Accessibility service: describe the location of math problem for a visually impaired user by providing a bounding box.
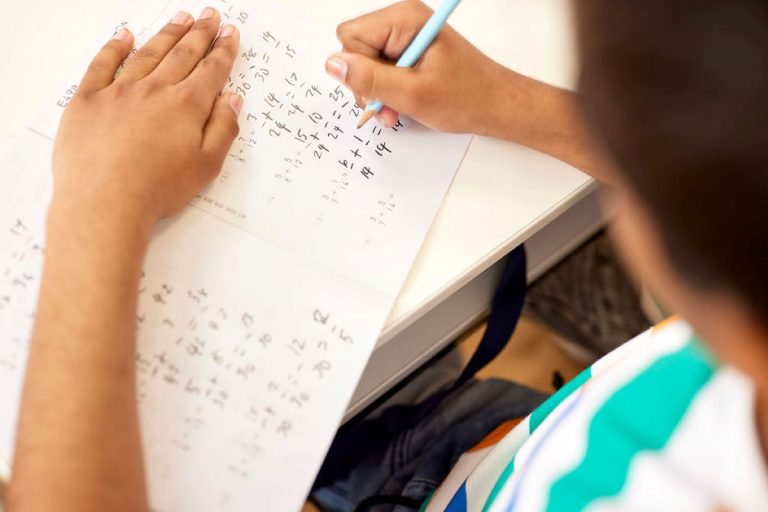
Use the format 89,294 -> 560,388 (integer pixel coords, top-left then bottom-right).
0,199 -> 390,511
0,0 -> 471,510
200,25 -> 405,234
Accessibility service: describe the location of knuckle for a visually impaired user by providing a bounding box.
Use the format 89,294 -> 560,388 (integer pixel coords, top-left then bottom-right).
110,80 -> 134,98
141,78 -> 164,94
401,0 -> 431,19
176,86 -> 199,104
170,43 -> 196,60
132,45 -> 163,63
336,21 -> 352,41
199,55 -> 227,74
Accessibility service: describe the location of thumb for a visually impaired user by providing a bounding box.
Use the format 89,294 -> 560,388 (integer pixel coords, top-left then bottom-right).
325,52 -> 420,113
202,92 -> 242,174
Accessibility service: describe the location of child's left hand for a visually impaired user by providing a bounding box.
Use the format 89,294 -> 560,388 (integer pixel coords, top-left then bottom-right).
52,8 -> 242,227
11,13 -> 242,510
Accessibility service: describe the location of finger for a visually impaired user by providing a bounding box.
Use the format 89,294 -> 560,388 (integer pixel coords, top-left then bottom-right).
202,93 -> 242,170
376,107 -> 400,129
325,52 -> 422,114
151,6 -> 221,84
79,28 -> 134,93
183,24 -> 239,102
336,1 -> 432,61
117,11 -> 193,82
342,43 -> 378,61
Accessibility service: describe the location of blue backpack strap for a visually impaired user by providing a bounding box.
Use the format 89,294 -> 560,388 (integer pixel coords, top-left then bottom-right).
451,244 -> 527,390
314,245 -> 527,488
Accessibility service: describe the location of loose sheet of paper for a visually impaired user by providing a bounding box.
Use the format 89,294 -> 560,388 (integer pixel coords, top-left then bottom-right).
0,1 -> 471,510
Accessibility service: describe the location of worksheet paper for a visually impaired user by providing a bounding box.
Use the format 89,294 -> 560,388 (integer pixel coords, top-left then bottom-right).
0,0 -> 471,510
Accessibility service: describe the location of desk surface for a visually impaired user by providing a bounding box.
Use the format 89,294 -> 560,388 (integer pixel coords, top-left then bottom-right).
0,0 -> 591,344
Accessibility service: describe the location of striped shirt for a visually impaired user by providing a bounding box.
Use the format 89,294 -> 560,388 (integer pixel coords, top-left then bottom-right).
425,318 -> 768,511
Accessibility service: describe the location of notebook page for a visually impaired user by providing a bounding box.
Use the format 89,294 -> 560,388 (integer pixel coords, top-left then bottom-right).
30,0 -> 471,297
0,0 -> 471,510
0,138 -> 392,511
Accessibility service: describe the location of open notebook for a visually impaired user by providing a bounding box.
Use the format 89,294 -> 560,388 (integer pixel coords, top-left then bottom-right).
0,0 -> 471,510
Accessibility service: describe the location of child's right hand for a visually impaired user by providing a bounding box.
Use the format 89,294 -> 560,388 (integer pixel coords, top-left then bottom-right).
325,0 -> 513,134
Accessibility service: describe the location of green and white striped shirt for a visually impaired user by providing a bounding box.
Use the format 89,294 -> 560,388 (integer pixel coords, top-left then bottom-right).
426,318 -> 768,511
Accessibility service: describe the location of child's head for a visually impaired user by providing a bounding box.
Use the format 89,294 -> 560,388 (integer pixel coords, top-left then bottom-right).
574,1 -> 768,375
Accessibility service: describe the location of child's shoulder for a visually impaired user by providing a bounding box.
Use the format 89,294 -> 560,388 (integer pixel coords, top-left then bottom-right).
483,319 -> 757,510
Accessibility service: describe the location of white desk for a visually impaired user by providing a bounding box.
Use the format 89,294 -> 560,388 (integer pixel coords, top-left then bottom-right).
0,0 -> 604,419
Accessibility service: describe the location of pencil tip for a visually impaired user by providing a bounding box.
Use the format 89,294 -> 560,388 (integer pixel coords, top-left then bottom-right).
357,110 -> 377,129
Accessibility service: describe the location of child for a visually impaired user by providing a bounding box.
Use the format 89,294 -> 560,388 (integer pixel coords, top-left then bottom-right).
318,1 -> 768,509
8,1 -> 768,511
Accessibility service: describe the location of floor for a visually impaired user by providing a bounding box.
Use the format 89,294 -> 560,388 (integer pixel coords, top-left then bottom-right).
456,315 -> 587,394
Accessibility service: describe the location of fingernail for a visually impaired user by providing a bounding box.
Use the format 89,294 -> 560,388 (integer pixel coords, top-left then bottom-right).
219,24 -> 236,38
199,7 -> 215,20
114,27 -> 130,40
228,94 -> 243,116
325,55 -> 348,83
171,11 -> 191,25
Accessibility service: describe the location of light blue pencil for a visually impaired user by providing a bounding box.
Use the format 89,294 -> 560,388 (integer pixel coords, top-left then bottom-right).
356,0 -> 464,128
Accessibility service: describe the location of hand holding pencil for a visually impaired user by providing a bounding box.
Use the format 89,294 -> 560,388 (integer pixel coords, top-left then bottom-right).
325,0 -> 514,135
